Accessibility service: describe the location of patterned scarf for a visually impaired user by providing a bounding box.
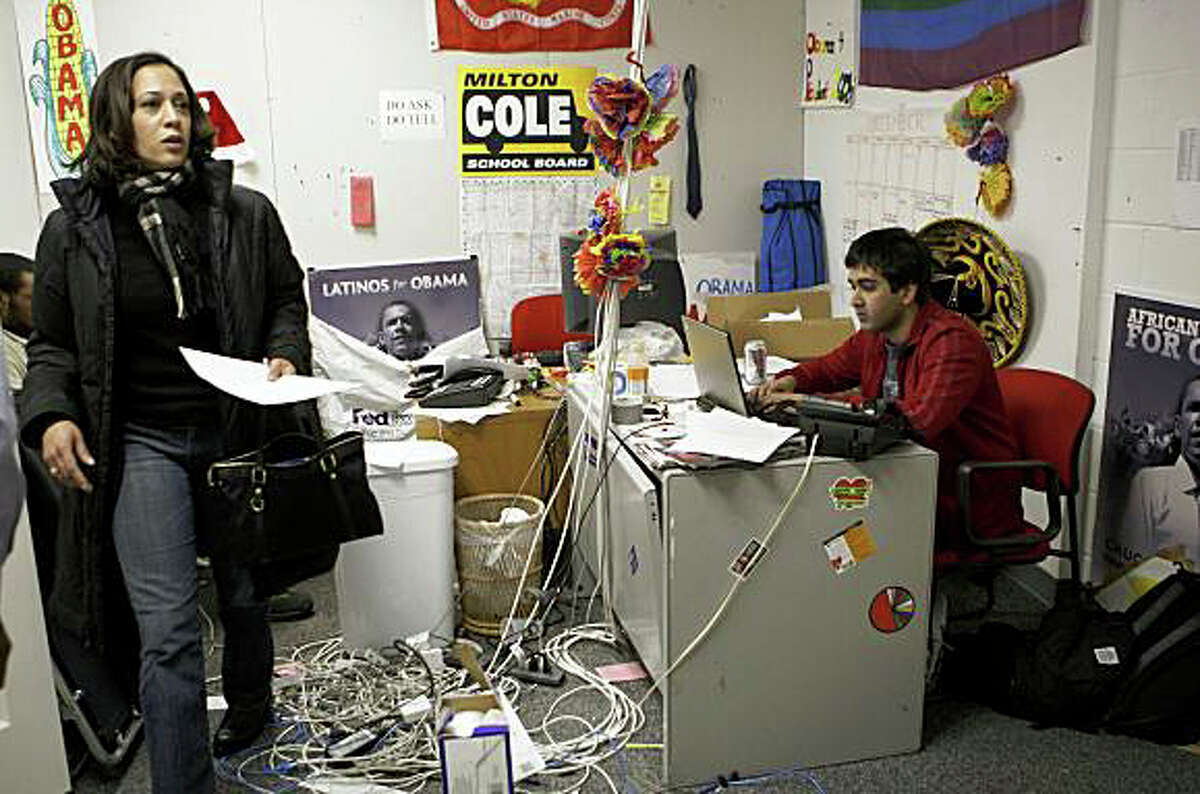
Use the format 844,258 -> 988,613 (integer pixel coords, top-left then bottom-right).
117,162 -> 211,319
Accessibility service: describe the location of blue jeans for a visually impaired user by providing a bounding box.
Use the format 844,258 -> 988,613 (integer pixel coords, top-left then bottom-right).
111,423 -> 273,794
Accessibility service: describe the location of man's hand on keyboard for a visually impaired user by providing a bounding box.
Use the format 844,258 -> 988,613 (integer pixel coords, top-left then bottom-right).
747,374 -> 798,410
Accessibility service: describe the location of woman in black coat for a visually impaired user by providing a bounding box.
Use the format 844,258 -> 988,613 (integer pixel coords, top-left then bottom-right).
21,51 -> 310,792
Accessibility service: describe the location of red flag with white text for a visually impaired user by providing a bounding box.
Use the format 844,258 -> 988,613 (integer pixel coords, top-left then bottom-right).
432,0 -> 640,52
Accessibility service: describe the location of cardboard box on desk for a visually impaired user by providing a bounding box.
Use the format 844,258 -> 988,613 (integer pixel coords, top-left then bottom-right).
438,691 -> 514,794
705,287 -> 855,360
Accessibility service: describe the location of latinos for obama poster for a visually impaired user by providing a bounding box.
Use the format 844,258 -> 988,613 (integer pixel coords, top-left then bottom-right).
307,257 -> 482,363
1096,292 -> 1200,576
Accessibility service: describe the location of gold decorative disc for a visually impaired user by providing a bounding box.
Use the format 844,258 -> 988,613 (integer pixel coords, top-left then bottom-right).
916,218 -> 1028,367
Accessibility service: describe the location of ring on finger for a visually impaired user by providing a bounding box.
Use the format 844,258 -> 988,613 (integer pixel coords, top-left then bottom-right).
49,466 -> 60,476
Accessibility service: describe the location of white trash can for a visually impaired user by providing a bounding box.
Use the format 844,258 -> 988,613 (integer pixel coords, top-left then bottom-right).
335,439 -> 458,650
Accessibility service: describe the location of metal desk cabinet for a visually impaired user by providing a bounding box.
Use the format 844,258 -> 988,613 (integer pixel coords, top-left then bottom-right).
567,384 -> 938,784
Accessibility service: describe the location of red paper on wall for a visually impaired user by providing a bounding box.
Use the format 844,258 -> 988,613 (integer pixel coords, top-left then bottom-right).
350,175 -> 375,228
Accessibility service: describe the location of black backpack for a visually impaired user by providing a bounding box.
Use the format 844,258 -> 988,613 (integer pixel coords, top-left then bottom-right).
1105,568 -> 1200,744
941,582 -> 1135,731
1006,582 -> 1136,731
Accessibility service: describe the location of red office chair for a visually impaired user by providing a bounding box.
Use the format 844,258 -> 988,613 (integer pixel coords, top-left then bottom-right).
935,367 -> 1095,614
510,293 -> 592,355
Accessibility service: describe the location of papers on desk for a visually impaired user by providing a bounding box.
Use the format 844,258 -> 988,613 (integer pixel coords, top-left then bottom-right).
181,347 -> 360,405
650,359 -> 795,402
649,363 -> 699,399
735,355 -> 797,382
764,354 -> 797,376
411,402 -> 512,425
669,406 -> 800,464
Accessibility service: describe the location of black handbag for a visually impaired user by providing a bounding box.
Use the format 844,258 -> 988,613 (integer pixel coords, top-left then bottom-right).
203,429 -> 384,595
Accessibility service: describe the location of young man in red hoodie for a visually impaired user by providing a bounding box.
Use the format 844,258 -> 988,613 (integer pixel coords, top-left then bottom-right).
751,227 -> 1023,551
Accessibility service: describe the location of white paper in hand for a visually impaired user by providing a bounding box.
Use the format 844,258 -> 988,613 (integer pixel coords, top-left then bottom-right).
180,347 -> 359,405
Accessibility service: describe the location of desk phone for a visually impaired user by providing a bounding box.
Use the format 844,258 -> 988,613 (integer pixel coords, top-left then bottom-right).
418,368 -> 504,408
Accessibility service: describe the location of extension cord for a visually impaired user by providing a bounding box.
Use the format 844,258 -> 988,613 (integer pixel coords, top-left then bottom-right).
326,727 -> 377,759
420,647 -> 445,674
400,695 -> 433,723
509,661 -> 565,687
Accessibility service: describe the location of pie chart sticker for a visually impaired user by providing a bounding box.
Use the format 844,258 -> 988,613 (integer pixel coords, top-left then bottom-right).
868,586 -> 916,633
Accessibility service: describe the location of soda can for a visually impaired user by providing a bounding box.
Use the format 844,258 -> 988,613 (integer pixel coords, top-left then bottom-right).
744,339 -> 768,385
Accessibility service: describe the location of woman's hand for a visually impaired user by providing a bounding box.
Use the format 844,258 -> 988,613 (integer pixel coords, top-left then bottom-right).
42,419 -> 94,493
266,357 -> 296,381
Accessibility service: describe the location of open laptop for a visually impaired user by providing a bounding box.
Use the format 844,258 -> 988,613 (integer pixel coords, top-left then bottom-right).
681,316 -> 906,459
682,316 -> 752,416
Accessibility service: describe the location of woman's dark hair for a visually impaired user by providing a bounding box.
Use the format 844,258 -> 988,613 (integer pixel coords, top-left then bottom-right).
845,227 -> 935,304
75,51 -> 215,185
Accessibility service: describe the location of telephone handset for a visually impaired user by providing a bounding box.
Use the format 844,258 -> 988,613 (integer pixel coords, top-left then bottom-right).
417,366 -> 505,408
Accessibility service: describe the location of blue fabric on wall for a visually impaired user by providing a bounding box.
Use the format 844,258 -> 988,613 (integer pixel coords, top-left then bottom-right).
758,179 -> 826,292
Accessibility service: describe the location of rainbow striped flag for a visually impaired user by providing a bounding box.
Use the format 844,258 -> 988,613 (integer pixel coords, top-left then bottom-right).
860,0 -> 1086,90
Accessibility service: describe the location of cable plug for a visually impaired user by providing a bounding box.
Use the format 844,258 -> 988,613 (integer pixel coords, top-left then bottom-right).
509,651 -> 565,687
400,695 -> 433,723
326,727 -> 376,758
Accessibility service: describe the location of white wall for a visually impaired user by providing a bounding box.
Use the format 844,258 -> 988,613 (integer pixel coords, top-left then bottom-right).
262,0 -> 805,265
802,6 -> 1112,377
1,1 -> 805,264
1083,0 -> 1200,573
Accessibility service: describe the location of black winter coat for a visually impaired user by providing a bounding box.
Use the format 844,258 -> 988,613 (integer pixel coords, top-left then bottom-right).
21,159 -> 314,650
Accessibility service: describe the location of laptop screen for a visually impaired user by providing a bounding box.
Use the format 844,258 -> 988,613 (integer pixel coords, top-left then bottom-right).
682,316 -> 751,417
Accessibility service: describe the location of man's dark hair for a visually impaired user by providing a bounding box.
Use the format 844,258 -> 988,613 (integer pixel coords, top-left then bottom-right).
1178,373 -> 1200,415
75,51 -> 215,186
0,253 -> 34,296
845,227 -> 934,304
377,300 -> 428,338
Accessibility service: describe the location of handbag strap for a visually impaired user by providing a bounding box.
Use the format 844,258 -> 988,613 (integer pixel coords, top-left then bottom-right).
252,404 -> 330,464
250,433 -> 356,543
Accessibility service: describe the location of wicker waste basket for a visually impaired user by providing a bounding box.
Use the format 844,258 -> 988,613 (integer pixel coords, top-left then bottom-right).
454,493 -> 545,636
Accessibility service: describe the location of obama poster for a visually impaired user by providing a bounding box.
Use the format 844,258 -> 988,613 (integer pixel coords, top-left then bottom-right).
1097,292 -> 1200,577
307,257 -> 482,362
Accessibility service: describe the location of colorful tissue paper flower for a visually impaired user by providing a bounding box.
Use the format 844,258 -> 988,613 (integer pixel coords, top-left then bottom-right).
966,74 -> 1015,119
945,97 -> 984,147
585,118 -> 627,177
966,123 -> 1009,165
632,115 -> 680,171
572,241 -> 605,296
572,233 -> 647,298
573,191 -> 644,296
978,163 -> 1013,216
596,232 -> 650,284
645,63 -> 680,113
586,114 -> 680,176
587,75 -> 652,140
587,188 -> 623,236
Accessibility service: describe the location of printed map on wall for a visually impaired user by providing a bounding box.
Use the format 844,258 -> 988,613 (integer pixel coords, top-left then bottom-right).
460,175 -> 599,338
841,107 -> 977,244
